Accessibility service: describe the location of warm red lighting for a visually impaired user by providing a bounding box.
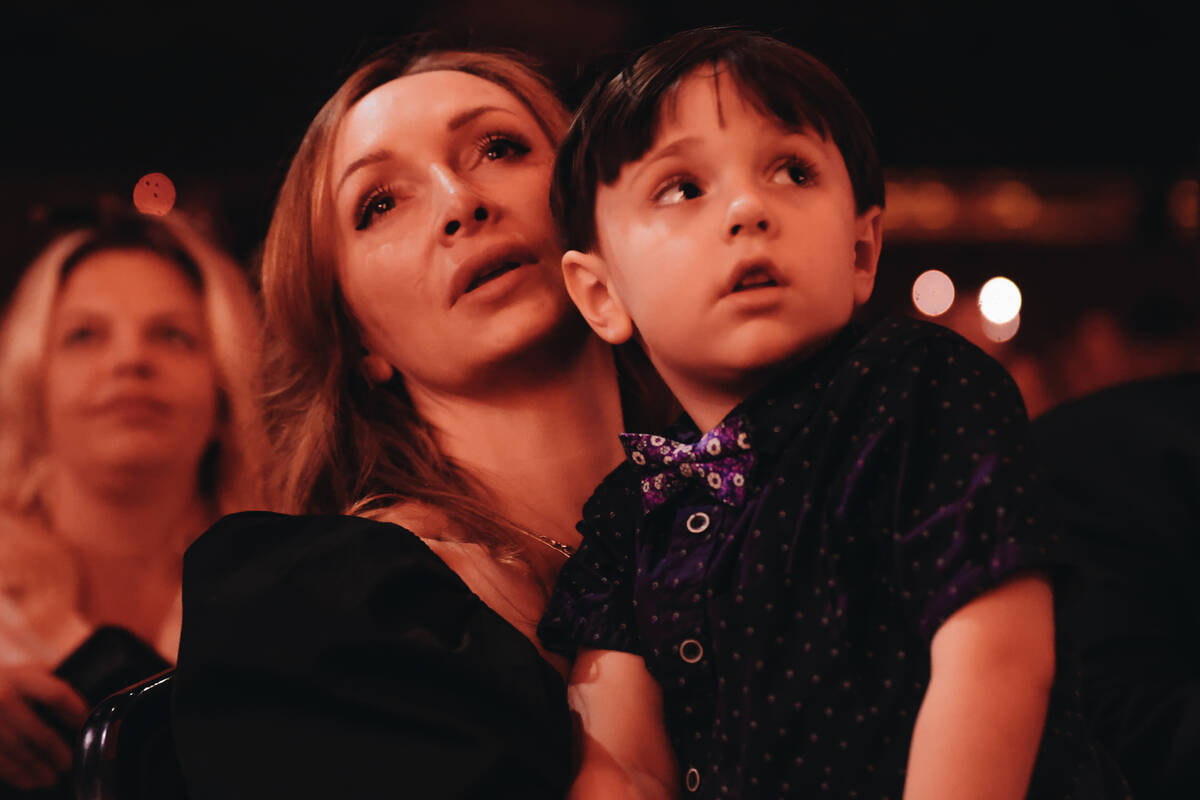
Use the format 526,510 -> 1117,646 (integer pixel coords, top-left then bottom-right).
986,180 -> 1041,229
133,173 -> 176,216
1169,179 -> 1198,231
982,313 -> 1020,343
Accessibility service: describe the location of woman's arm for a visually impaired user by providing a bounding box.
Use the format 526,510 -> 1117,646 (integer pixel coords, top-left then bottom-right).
904,574 -> 1055,799
567,648 -> 679,800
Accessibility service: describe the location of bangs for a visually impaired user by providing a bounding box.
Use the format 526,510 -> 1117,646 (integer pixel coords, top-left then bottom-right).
553,26 -> 884,253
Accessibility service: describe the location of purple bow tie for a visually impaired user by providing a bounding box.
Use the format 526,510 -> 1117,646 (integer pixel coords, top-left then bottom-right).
620,416 -> 756,513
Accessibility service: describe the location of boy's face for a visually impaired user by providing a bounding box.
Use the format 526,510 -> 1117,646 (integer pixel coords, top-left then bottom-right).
569,67 -> 881,416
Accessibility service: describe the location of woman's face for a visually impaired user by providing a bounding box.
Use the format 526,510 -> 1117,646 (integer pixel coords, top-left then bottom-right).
43,248 -> 220,480
330,69 -> 577,396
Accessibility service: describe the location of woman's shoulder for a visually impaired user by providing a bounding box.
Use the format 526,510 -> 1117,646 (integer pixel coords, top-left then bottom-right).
183,510 -> 461,606
188,510 -> 426,560
175,509 -> 573,799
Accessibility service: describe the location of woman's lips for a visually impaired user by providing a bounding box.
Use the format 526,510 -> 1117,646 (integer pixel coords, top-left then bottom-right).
465,260 -> 524,293
91,395 -> 172,418
450,243 -> 540,305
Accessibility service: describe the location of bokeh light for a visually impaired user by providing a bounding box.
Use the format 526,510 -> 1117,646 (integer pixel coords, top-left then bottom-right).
982,313 -> 1021,343
986,180 -> 1041,229
133,173 -> 176,216
1168,179 -> 1198,231
913,181 -> 958,229
911,269 -> 955,316
978,277 -> 1022,324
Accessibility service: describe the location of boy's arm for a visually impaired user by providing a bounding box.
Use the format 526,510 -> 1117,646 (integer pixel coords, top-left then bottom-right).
903,574 -> 1055,800
566,648 -> 680,800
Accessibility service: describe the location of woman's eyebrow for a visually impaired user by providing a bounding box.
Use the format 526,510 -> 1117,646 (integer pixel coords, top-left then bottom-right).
336,149 -> 394,200
446,105 -> 516,131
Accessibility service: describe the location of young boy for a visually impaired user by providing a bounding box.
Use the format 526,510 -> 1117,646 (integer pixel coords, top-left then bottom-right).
538,27 -> 1124,799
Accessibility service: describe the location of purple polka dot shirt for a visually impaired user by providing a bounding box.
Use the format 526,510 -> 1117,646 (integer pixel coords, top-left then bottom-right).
539,318 -> 1125,798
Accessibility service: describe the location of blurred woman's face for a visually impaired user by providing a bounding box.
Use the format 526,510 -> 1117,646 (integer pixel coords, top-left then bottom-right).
43,249 -> 219,481
330,70 -> 579,396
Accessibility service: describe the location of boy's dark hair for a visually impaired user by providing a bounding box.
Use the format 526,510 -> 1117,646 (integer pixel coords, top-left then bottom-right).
552,26 -> 886,252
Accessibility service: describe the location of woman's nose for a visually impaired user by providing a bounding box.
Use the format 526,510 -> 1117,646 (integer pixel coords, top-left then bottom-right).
112,332 -> 156,378
723,189 -> 773,239
431,165 -> 490,240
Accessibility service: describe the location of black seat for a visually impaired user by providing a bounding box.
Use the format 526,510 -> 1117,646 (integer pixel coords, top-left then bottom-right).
75,670 -> 188,800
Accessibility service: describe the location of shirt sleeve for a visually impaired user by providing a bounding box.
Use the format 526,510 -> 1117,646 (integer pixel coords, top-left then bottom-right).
537,466 -> 642,657
870,328 -> 1062,642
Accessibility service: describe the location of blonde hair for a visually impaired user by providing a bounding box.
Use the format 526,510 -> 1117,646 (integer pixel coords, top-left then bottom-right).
0,212 -> 271,516
261,47 -> 578,559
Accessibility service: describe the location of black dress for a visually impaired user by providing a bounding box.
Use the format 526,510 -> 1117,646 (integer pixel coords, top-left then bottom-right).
172,512 -> 571,800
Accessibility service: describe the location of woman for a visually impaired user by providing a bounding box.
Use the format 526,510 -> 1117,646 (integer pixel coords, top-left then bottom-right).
0,212 -> 269,793
171,47 -> 671,799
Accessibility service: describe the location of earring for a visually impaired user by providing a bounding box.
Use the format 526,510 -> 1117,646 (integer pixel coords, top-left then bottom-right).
361,353 -> 396,385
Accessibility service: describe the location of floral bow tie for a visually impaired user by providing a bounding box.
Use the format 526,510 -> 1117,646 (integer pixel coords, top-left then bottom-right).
619,416 -> 756,513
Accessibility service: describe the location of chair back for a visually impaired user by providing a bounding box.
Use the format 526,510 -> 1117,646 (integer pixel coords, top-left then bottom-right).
75,669 -> 188,800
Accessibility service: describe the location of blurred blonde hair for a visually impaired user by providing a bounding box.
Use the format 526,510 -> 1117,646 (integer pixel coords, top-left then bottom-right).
0,212 -> 271,516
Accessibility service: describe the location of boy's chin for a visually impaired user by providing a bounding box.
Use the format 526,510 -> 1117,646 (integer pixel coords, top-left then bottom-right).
719,326 -> 842,372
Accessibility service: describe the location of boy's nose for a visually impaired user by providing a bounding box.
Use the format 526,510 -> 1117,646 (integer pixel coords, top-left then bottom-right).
724,194 -> 772,238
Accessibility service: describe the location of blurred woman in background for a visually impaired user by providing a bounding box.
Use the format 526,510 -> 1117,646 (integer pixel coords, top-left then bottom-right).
0,212 -> 268,793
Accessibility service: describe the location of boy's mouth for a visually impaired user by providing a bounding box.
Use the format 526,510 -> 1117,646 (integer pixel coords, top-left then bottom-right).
728,259 -> 784,293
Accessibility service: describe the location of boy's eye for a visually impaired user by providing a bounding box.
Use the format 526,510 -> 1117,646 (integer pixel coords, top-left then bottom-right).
356,187 -> 397,231
771,158 -> 816,187
654,179 -> 704,206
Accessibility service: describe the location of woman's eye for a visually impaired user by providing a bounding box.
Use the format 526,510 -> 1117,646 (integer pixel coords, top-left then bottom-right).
772,159 -> 815,186
655,179 -> 704,206
62,326 -> 98,346
154,326 -> 198,349
477,132 -> 532,162
356,190 -> 396,231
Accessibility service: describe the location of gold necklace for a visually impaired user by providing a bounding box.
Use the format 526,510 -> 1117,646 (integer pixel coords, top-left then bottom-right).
517,527 -> 577,559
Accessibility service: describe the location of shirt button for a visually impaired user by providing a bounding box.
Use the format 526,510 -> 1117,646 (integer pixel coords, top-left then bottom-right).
685,512 -> 710,533
680,639 -> 704,663
685,767 -> 701,792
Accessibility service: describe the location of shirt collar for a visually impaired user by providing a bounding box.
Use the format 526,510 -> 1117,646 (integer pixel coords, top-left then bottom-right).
664,323 -> 864,460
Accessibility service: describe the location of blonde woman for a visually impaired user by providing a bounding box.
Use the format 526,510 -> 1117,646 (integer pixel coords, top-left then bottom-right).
171,46 -> 673,799
0,212 -> 268,792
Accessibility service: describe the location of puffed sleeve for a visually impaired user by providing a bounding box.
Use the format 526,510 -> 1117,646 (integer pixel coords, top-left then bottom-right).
865,327 -> 1062,641
172,511 -> 570,800
538,465 -> 643,657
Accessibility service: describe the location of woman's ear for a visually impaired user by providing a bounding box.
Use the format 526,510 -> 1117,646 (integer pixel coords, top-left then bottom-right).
852,205 -> 884,307
562,250 -> 634,345
361,352 -> 395,385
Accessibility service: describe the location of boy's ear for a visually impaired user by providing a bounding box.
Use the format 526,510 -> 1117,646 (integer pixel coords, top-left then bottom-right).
852,205 -> 884,307
561,249 -> 634,345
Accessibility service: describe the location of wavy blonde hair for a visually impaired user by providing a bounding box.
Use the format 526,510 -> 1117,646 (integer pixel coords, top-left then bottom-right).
0,212 -> 271,517
261,46 -> 676,561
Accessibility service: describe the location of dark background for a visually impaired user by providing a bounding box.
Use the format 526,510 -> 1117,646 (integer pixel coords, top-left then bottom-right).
2,0 -> 1197,348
